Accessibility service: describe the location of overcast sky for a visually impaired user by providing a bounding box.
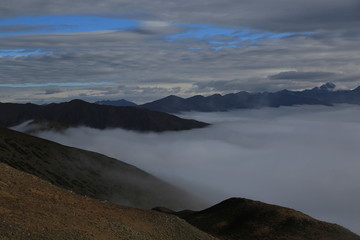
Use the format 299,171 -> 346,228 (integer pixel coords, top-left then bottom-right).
0,0 -> 359,103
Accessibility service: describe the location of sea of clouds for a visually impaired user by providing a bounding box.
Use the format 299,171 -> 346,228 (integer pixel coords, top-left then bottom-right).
24,104 -> 360,234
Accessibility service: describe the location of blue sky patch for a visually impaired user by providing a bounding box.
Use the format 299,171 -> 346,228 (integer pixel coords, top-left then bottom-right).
0,15 -> 312,52
167,24 -> 312,50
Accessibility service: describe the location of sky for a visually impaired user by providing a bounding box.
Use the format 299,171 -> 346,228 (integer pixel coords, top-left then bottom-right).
18,105 -> 360,234
0,0 -> 359,103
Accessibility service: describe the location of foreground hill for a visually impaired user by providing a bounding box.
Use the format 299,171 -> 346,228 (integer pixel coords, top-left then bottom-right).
0,99 -> 208,131
0,162 -> 216,240
163,198 -> 360,240
140,83 -> 360,113
0,127 -> 204,210
1,127 -> 358,239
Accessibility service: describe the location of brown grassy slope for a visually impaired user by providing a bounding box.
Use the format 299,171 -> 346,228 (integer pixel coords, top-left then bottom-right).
0,127 -> 204,210
172,198 -> 360,240
0,162 -> 217,240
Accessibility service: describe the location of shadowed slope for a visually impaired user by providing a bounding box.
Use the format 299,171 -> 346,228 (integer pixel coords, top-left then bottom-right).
0,162 -> 217,240
0,99 -> 208,131
169,198 -> 360,240
0,127 -> 205,210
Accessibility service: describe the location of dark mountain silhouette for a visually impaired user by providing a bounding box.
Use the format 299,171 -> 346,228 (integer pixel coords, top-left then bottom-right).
155,198 -> 360,240
0,127 -> 205,210
0,162 -> 216,240
0,99 -> 208,131
140,83 -> 360,113
95,99 -> 137,107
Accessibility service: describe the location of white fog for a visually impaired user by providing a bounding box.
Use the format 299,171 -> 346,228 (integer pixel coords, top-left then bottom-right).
22,105 -> 360,234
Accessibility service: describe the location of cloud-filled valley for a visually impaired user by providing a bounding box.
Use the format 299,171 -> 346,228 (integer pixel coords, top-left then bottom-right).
2,0 -> 360,238
21,105 -> 360,234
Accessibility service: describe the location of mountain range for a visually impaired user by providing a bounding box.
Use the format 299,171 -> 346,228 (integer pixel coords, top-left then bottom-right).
0,99 -> 208,131
3,83 -> 357,132
2,85 -> 360,239
140,83 -> 360,113
97,83 -> 360,113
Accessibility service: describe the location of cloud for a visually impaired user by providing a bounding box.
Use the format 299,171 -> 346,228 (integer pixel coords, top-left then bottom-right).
0,27 -> 359,103
0,1 -> 360,103
1,31 -> 359,102
193,78 -> 275,93
43,88 -> 62,95
1,0 -> 359,32
28,105 -> 360,234
268,71 -> 340,81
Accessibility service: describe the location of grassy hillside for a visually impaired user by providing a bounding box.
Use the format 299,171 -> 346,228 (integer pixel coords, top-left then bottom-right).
0,127 -> 204,210
0,162 -> 216,240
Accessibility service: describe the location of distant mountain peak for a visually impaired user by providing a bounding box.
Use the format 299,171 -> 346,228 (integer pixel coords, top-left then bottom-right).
69,99 -> 88,103
164,95 -> 184,100
140,82 -> 360,113
352,86 -> 360,92
322,82 -> 336,90
312,82 -> 336,91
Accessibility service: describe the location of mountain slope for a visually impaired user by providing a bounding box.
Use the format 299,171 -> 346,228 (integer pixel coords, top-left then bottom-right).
141,83 -> 360,113
0,162 -> 216,240
0,127 -> 204,210
168,198 -> 360,240
0,99 -> 208,131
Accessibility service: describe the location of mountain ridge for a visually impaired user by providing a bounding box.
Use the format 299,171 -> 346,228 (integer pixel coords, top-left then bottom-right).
0,99 -> 208,131
137,83 -> 360,113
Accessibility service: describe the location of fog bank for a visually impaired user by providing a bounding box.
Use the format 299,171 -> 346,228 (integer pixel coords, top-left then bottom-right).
32,105 -> 360,234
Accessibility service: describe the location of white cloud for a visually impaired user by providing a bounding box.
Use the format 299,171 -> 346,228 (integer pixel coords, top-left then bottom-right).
30,105 -> 360,234
141,20 -> 172,28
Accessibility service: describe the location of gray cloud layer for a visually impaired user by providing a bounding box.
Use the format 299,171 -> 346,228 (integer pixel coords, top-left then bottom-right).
2,0 -> 360,32
268,71 -> 340,81
30,105 -> 360,234
0,24 -> 58,33
0,0 -> 359,103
